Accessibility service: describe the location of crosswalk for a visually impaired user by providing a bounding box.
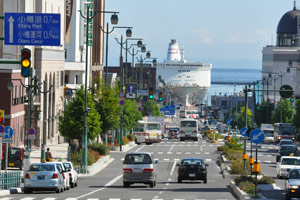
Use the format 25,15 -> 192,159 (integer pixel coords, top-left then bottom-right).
120,157 -> 214,163
0,198 -> 230,200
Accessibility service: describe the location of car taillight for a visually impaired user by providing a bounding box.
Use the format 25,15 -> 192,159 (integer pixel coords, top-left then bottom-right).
143,168 -> 154,172
123,168 -> 133,173
52,173 -> 58,179
193,130 -> 197,134
62,172 -> 65,179
20,148 -> 23,161
69,173 -> 72,177
25,173 -> 30,179
180,130 -> 185,134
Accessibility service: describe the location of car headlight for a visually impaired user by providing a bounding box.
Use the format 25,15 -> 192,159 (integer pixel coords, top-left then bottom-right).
288,185 -> 299,189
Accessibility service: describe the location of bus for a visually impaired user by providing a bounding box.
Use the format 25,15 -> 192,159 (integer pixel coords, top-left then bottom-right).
273,123 -> 296,143
179,110 -> 199,119
179,119 -> 201,141
133,121 -> 162,144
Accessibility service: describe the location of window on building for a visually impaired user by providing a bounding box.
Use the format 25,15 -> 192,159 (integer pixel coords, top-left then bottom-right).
75,75 -> 79,84
60,71 -> 64,86
65,75 -> 69,84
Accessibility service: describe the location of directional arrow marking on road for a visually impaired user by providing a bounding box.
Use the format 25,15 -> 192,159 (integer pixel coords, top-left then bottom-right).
8,16 -> 14,43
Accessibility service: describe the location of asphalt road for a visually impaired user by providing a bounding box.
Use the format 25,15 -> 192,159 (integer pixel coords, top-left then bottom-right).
3,139 -> 237,200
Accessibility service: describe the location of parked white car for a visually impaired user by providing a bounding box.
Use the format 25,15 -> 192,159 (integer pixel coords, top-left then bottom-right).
53,162 -> 70,190
277,156 -> 300,178
63,161 -> 78,188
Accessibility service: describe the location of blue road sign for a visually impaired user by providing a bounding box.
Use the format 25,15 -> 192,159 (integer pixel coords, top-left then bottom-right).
164,105 -> 175,115
3,126 -> 14,139
4,13 -> 61,46
138,107 -> 142,112
28,128 -> 35,135
0,125 -> 4,134
226,118 -> 232,125
250,128 -> 265,144
212,120 -> 217,125
126,83 -> 137,99
240,127 -> 248,137
119,99 -> 125,106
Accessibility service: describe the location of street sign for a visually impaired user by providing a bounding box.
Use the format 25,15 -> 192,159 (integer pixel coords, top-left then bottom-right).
162,105 -> 175,115
279,85 -> 294,98
126,83 -> 137,99
212,120 -> 217,125
28,135 -> 36,139
226,118 -> 232,125
119,99 -> 125,106
4,13 -> 61,46
0,125 -> 4,134
28,128 -> 35,135
240,127 -> 248,137
250,128 -> 265,144
0,139 -> 13,143
138,107 -> 142,112
3,126 -> 14,139
119,91 -> 125,99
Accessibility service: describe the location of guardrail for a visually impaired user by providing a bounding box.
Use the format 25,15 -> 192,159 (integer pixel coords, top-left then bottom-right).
0,171 -> 22,189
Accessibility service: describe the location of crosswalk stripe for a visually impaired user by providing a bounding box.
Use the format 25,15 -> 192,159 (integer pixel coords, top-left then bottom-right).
43,198 -> 56,200
206,159 -> 212,162
0,198 -> 13,200
87,199 -> 99,200
158,152 -> 163,154
176,152 -> 182,154
131,199 -> 142,200
195,152 -> 201,154
174,159 -> 180,161
109,199 -> 120,200
20,198 -> 35,200
167,152 -> 173,154
65,198 -> 77,200
186,152 -> 191,154
163,158 -> 170,161
205,152 -> 210,154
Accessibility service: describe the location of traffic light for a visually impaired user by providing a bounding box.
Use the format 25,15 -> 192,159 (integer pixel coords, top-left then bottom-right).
21,48 -> 31,77
159,92 -> 163,101
0,109 -> 4,124
256,103 -> 260,110
149,87 -> 154,99
290,95 -> 295,102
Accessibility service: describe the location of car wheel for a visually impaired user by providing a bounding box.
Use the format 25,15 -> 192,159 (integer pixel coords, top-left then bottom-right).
61,187 -> 64,193
123,182 -> 130,188
149,182 -> 154,188
64,187 -> 66,191
75,181 -> 78,187
177,177 -> 182,183
277,174 -> 280,179
70,182 -> 74,188
154,181 -> 156,186
204,178 -> 207,184
55,188 -> 60,194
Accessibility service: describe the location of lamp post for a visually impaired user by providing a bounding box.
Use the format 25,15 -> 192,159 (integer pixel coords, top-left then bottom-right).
100,11 -> 119,88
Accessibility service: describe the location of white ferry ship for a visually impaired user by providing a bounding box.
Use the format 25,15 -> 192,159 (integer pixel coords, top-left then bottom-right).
157,39 -> 212,106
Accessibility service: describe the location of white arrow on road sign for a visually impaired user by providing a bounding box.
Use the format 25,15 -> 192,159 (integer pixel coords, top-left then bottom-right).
252,131 -> 263,141
129,85 -> 134,93
8,16 -> 14,43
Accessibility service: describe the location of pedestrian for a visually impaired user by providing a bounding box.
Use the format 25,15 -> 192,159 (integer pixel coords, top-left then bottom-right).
46,148 -> 53,162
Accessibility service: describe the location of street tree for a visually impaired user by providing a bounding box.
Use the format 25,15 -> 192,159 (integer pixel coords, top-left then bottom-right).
59,86 -> 102,145
254,101 -> 274,127
293,99 -> 300,131
142,100 -> 161,116
237,106 -> 252,129
123,99 -> 142,131
272,98 -> 294,123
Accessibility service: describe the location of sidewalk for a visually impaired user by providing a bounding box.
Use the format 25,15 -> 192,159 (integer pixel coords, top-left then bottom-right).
29,143 -> 69,163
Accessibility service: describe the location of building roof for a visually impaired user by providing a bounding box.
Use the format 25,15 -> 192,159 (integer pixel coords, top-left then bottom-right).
277,7 -> 300,34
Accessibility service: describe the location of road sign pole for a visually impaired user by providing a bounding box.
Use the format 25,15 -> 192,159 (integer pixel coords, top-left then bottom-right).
5,142 -> 8,172
244,86 -> 248,175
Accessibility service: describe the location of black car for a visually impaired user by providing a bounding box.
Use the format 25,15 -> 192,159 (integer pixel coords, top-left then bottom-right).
276,144 -> 299,163
177,158 -> 208,183
2,147 -> 24,170
285,168 -> 300,200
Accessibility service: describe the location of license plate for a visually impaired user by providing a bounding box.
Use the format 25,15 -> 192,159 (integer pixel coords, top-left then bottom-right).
189,173 -> 196,177
38,176 -> 45,180
8,163 -> 14,167
149,133 -> 156,137
133,168 -> 142,173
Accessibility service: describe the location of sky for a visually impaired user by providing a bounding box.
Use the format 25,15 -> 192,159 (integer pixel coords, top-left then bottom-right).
105,0 -> 295,69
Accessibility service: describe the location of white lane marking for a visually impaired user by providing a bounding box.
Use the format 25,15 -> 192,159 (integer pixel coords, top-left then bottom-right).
209,144 -> 213,147
206,159 -> 212,162
202,145 -> 207,147
76,174 -> 123,199
267,155 -> 272,157
179,144 -> 184,146
186,144 -> 191,146
174,199 -> 185,200
168,178 -> 172,181
265,161 -> 272,163
153,199 -> 163,200
166,183 -> 170,186
20,198 -> 35,200
176,152 -> 182,154
65,198 -> 77,200
195,152 -> 201,154
186,152 -> 191,154
167,152 -> 173,154
164,158 -> 170,161
131,199 -> 142,200
43,198 -> 57,200
170,161 -> 177,176
121,158 -> 124,161
158,152 -> 163,154
87,199 -> 99,200
0,198 -> 14,200
174,159 -> 180,161
205,152 -> 210,154
109,199 -> 120,200
158,191 -> 163,194
188,142 -> 192,143
195,199 -> 207,200
194,145 -> 198,146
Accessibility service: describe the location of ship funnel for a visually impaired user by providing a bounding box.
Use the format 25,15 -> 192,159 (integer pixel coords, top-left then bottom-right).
166,39 -> 181,62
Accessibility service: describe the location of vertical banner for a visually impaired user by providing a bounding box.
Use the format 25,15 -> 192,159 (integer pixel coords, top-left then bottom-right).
65,0 -> 74,44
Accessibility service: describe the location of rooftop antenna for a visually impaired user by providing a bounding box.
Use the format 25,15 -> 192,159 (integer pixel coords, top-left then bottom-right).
294,0 -> 297,10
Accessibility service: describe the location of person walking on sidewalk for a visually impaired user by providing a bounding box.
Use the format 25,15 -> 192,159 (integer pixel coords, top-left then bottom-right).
46,148 -> 53,162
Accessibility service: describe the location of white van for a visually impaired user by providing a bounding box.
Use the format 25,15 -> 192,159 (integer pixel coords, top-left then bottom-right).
179,119 -> 200,141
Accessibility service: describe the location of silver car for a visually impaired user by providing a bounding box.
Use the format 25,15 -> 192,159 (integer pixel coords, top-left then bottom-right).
123,152 -> 159,188
24,162 -> 64,193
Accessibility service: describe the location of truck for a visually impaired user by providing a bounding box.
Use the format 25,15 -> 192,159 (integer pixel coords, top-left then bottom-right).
261,124 -> 274,143
273,123 -> 296,143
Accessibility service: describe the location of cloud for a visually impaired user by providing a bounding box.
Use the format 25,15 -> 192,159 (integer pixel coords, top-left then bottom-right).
223,29 -> 269,44
191,28 -> 213,44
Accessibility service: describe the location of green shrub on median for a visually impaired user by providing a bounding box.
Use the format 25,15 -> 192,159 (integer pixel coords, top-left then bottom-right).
234,175 -> 274,194
207,133 -> 224,140
71,149 -> 100,166
127,134 -> 136,141
88,143 -> 110,156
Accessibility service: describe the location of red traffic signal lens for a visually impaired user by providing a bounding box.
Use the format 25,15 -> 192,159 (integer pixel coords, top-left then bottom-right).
21,48 -> 31,58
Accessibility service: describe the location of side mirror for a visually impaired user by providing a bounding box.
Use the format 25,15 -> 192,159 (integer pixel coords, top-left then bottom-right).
154,160 -> 159,164
205,164 -> 209,167
68,169 -> 71,172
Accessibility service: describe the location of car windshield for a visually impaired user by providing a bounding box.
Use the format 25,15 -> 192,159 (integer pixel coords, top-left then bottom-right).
181,121 -> 197,127
10,148 -> 21,155
281,158 -> 300,165
279,126 -> 295,135
146,123 -> 161,130
289,169 -> 300,179
181,159 -> 203,166
280,146 -> 296,153
29,164 -> 55,171
124,154 -> 152,164
280,140 -> 293,145
63,163 -> 71,170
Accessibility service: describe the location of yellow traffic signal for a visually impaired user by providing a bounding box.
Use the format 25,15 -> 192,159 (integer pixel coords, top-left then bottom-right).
21,48 -> 31,77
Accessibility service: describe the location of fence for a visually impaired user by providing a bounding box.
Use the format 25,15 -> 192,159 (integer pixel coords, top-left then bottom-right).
0,171 -> 22,189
